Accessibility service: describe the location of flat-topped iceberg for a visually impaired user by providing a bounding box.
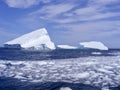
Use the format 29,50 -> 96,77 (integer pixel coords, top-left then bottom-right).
57,45 -> 77,49
5,28 -> 56,50
80,41 -> 108,50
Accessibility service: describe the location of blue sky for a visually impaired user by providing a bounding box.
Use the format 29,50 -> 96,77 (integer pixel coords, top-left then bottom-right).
0,0 -> 120,48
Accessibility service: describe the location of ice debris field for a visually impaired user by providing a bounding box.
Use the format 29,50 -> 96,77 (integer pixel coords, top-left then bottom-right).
0,53 -> 120,90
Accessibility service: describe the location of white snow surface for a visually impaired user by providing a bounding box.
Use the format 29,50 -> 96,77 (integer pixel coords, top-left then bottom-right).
80,41 -> 108,50
1,54 -> 120,89
57,45 -> 77,49
5,28 -> 56,50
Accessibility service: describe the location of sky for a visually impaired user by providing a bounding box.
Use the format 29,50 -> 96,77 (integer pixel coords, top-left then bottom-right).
0,0 -> 120,48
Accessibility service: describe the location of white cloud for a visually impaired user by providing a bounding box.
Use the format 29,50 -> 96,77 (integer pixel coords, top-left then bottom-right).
4,0 -> 51,8
54,0 -> 120,23
74,6 -> 98,15
25,0 -> 120,24
30,3 -> 75,18
88,0 -> 120,6
78,12 -> 120,21
49,12 -> 120,24
54,21 -> 120,42
18,3 -> 76,29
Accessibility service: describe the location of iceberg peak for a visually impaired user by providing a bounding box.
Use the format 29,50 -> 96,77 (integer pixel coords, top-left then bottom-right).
5,28 -> 56,50
35,28 -> 48,34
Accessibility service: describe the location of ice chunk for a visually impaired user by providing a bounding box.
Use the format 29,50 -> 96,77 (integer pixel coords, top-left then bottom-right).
74,72 -> 90,79
60,87 -> 72,90
91,52 -> 102,55
57,45 -> 77,49
80,41 -> 108,50
5,28 -> 56,50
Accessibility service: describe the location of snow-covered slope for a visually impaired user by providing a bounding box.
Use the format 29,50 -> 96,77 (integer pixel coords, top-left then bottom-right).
57,45 -> 77,49
80,41 -> 108,50
5,28 -> 56,50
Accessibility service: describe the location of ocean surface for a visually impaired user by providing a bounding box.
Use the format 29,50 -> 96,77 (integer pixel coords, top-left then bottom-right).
0,48 -> 120,90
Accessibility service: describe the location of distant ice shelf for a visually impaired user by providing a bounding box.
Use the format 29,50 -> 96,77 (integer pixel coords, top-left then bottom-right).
57,45 -> 78,49
80,41 -> 108,50
5,28 -> 56,50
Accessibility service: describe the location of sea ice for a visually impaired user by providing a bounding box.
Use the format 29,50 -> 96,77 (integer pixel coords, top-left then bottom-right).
80,41 -> 108,50
0,55 -> 120,89
57,45 -> 77,49
60,87 -> 72,90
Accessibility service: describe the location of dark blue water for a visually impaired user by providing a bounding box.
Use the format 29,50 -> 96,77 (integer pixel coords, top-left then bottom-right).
0,48 -> 118,60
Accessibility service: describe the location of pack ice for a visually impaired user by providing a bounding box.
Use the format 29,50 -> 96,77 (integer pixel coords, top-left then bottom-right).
5,28 -> 56,50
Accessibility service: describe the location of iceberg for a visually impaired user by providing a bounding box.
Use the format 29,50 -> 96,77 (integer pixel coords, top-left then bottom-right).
5,28 -> 56,50
57,45 -> 77,49
80,41 -> 108,50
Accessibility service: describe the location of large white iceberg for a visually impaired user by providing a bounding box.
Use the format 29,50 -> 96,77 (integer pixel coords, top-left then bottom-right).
80,41 -> 108,50
5,28 -> 56,50
57,45 -> 77,49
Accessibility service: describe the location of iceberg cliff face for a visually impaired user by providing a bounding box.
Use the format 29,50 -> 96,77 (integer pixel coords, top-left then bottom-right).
57,45 -> 77,49
80,41 -> 108,50
5,28 -> 56,50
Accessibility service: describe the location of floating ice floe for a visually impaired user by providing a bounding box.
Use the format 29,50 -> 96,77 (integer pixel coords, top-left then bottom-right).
91,52 -> 102,55
60,87 -> 72,90
57,45 -> 77,49
80,41 -> 108,50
